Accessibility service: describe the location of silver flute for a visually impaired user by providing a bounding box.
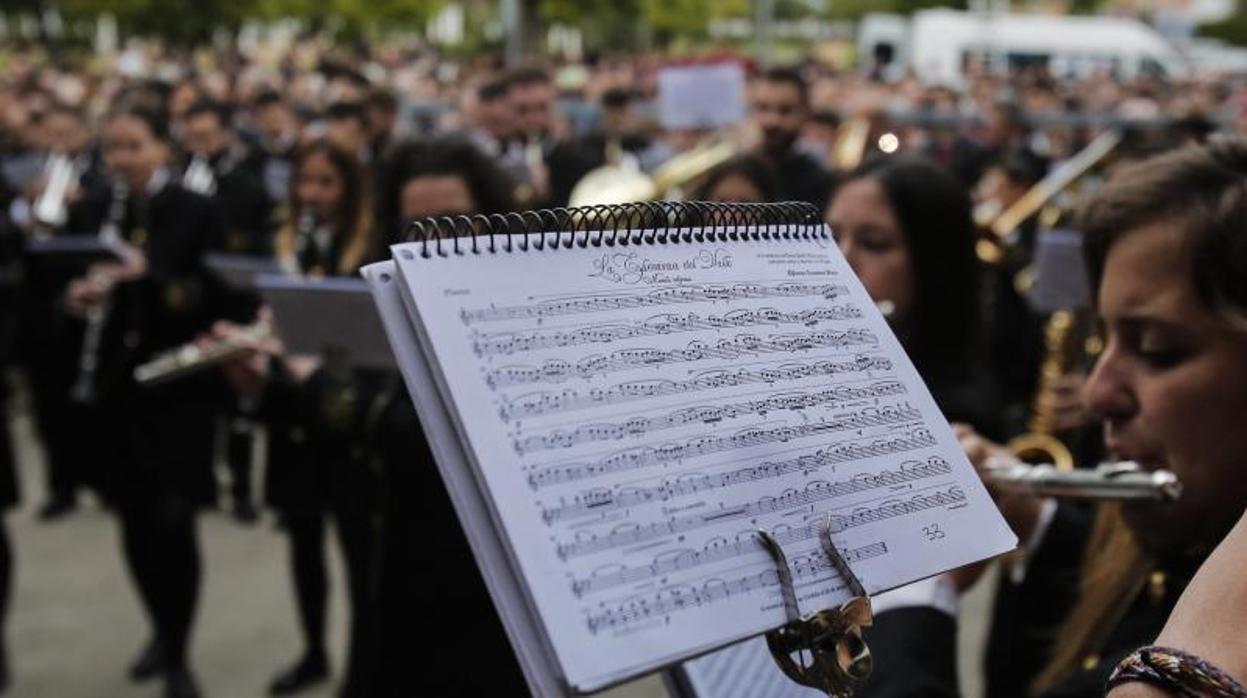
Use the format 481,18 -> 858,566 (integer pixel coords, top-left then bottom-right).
984,459 -> 1182,502
133,320 -> 272,386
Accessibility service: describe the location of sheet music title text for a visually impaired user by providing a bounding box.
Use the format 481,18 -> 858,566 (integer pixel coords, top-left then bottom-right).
589,248 -> 732,285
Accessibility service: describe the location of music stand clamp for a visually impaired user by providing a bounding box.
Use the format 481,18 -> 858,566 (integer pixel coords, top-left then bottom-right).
757,515 -> 873,697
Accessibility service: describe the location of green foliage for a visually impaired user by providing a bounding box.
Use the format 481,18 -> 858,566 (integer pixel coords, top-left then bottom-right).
53,0 -> 446,43
824,0 -> 967,19
1201,0 -> 1247,46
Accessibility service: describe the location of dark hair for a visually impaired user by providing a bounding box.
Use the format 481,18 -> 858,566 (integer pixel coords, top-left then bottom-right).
477,79 -> 508,103
105,103 -> 171,143
505,67 -> 550,91
992,146 -> 1045,188
809,110 -> 841,130
325,101 -> 367,126
378,137 -> 516,237
757,66 -> 807,106
184,98 -> 233,130
252,90 -> 285,110
692,154 -> 779,203
45,100 -> 86,123
1035,136 -> 1247,693
365,89 -> 399,114
1080,135 -> 1247,330
601,87 -> 632,110
277,139 -> 373,275
840,155 -> 981,380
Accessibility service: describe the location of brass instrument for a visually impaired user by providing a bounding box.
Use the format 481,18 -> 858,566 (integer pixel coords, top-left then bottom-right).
33,154 -> 75,229
985,459 -> 1182,503
977,130 -> 1121,265
568,138 -> 737,208
1004,308 -> 1086,470
69,180 -> 129,404
134,319 -> 272,386
831,116 -> 872,171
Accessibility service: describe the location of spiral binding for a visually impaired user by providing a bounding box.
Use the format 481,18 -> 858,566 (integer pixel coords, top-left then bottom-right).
401,201 -> 828,258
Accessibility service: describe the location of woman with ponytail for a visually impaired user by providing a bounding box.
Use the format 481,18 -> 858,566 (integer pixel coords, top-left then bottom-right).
860,136 -> 1247,697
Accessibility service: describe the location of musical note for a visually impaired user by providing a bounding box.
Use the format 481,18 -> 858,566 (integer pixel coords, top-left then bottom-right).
542,455 -> 949,525
473,305 -> 863,357
528,415 -> 929,491
384,234 -> 1018,686
581,539 -> 894,634
572,540 -> 888,597
461,282 -> 849,325
487,329 -> 878,388
556,484 -> 964,560
515,381 -> 909,455
498,359 -> 896,422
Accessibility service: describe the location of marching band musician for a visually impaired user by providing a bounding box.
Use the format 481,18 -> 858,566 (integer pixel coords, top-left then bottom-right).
63,103 -> 230,698
369,137 -> 526,694
0,175 -> 21,694
215,136 -> 527,695
180,97 -> 276,524
14,102 -> 105,521
180,99 -> 273,256
826,155 -> 1001,436
215,138 -> 376,696
747,67 -> 837,212
249,91 -> 304,207
859,136 -> 1247,698
498,68 -> 594,209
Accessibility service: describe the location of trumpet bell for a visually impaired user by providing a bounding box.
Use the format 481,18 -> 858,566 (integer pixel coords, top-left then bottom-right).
568,162 -> 656,208
567,139 -> 737,208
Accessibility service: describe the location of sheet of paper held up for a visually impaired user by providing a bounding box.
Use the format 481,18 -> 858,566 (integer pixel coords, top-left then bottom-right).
388,225 -> 1016,693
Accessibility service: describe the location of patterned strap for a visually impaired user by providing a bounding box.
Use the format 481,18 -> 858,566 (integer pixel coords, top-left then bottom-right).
1107,646 -> 1247,697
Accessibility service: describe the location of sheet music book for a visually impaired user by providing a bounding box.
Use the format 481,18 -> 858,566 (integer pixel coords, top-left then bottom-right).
257,274 -> 394,370
24,234 -> 128,262
204,253 -> 284,291
365,202 -> 1016,695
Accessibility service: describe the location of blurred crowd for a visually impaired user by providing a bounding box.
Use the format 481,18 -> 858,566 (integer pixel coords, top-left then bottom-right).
0,29 -> 1246,698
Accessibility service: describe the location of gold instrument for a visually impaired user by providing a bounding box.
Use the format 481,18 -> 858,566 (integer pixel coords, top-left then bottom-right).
70,180 -> 129,404
134,319 -> 272,386
1004,308 -> 1086,471
977,130 -> 1121,265
831,116 -> 872,172
985,459 -> 1182,503
568,138 -> 737,208
33,154 -> 75,229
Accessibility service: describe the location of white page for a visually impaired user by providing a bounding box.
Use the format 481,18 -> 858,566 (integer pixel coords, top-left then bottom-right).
390,226 -> 1016,693
360,262 -> 562,697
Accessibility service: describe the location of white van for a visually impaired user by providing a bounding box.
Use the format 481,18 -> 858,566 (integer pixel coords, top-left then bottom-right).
860,9 -> 1187,86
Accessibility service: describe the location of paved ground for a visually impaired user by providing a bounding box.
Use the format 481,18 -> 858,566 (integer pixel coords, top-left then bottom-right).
0,378 -> 991,698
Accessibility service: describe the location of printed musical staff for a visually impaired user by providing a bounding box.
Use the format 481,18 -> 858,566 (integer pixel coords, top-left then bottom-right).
461,282 -> 849,324
386,230 -> 1018,690
528,415 -> 928,491
487,329 -> 878,388
515,381 -> 909,455
556,483 -> 964,560
473,305 -> 862,357
498,359 -> 896,422
572,539 -> 888,597
583,542 -> 891,633
542,455 -> 949,525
